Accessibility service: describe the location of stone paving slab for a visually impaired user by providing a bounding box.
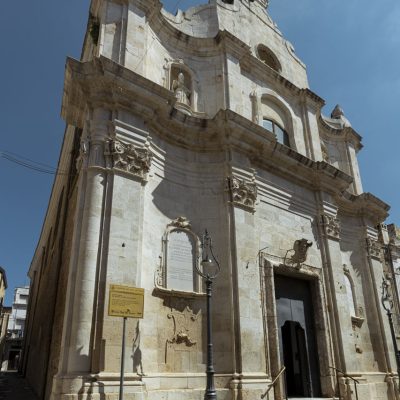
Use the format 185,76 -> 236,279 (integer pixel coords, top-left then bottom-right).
0,372 -> 38,400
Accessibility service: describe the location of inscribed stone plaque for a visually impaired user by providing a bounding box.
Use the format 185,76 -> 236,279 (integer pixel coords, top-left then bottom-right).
108,285 -> 144,318
167,230 -> 195,291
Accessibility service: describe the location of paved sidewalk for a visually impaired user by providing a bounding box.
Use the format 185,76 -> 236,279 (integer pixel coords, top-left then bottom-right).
0,372 -> 38,400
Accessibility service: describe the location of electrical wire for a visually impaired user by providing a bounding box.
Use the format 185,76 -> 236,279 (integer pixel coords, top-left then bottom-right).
0,151 -> 72,176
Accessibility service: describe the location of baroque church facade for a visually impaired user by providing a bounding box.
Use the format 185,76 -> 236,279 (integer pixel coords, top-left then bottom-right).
21,1 -> 400,399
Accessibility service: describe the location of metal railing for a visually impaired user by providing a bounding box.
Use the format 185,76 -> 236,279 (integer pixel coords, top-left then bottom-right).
329,366 -> 359,400
261,366 -> 287,400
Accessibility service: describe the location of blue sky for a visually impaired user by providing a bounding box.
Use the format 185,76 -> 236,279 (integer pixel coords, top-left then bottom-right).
0,0 -> 399,304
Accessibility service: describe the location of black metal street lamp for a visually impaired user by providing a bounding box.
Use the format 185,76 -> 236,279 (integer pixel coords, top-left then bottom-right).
381,277 -> 400,387
195,230 -> 221,400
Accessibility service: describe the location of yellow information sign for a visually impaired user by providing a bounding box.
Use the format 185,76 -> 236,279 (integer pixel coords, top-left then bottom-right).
108,285 -> 144,318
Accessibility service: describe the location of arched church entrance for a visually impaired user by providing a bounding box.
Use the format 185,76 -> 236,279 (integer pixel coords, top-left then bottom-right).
275,275 -> 322,398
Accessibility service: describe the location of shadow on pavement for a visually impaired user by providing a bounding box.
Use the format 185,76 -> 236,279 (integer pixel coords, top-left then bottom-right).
0,372 -> 38,400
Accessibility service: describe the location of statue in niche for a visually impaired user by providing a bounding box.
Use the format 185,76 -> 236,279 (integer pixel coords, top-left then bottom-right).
172,72 -> 191,106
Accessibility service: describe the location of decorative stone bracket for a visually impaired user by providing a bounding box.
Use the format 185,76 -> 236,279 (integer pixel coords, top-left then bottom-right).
227,176 -> 257,212
320,214 -> 341,240
105,139 -> 152,181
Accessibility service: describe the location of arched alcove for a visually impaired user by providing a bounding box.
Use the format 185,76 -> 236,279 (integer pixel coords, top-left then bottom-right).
164,61 -> 200,115
257,44 -> 282,73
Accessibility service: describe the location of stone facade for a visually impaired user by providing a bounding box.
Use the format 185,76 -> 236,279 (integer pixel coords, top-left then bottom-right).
22,1 -> 398,399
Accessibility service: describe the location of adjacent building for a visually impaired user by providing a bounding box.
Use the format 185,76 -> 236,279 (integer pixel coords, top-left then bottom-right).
0,268 -> 9,370
22,1 -> 399,399
0,267 -> 7,311
1,286 -> 29,371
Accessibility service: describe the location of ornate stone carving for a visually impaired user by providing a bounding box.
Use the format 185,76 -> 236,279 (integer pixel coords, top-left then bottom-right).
167,306 -> 198,347
321,142 -> 330,163
105,140 -> 152,179
227,177 -> 257,212
366,238 -> 382,259
285,239 -> 313,269
168,216 -> 191,230
172,72 -> 191,107
320,214 -> 340,240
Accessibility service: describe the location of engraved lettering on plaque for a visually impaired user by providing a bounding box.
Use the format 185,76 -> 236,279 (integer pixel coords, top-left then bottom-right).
167,230 -> 195,292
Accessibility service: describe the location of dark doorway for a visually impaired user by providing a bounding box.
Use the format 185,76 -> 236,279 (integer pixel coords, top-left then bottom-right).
275,275 -> 321,397
282,321 -> 311,396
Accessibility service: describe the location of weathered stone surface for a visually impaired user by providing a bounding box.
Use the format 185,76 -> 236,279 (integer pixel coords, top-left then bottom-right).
23,1 -> 396,400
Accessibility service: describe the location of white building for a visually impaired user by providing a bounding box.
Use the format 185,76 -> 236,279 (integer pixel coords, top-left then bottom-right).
1,286 -> 29,371
7,286 -> 29,339
22,1 -> 399,399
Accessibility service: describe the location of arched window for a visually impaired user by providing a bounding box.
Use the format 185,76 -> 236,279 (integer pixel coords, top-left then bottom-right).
257,45 -> 281,73
263,118 -> 290,147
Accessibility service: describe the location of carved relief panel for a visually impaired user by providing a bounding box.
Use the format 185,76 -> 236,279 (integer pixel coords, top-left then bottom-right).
227,176 -> 258,212
164,300 -> 203,373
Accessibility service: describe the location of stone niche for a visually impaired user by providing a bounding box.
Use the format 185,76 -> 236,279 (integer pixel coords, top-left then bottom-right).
155,217 -> 202,295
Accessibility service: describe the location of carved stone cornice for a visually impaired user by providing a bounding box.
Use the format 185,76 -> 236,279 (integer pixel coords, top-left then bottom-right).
62,57 -> 390,216
366,238 -> 382,260
320,214 -> 341,240
105,139 -> 152,180
227,176 -> 257,212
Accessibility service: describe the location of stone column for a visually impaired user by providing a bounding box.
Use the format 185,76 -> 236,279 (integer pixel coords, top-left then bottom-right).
52,108 -> 110,397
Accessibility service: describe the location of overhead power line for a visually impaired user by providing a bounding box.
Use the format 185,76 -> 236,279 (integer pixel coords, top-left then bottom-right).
0,150 -> 72,176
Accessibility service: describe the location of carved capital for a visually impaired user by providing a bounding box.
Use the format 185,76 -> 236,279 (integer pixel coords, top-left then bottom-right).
320,214 -> 340,240
227,176 -> 257,212
366,238 -> 382,260
105,139 -> 152,180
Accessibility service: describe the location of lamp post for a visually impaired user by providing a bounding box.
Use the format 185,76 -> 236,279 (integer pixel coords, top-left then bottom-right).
195,230 -> 221,400
381,277 -> 400,387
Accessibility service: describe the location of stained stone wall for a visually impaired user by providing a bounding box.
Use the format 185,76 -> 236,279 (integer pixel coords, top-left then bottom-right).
22,1 -> 398,400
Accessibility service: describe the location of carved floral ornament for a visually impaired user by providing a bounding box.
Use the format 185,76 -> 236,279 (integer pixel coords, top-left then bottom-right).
104,139 -> 152,179
227,176 -> 258,212
320,214 -> 340,240
366,238 -> 382,259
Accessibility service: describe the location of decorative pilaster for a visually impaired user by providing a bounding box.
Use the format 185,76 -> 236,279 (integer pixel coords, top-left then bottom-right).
227,176 -> 257,212
317,208 -> 358,374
